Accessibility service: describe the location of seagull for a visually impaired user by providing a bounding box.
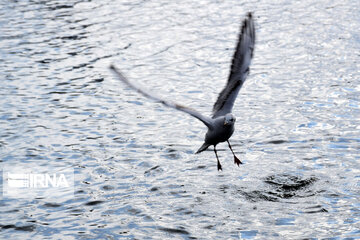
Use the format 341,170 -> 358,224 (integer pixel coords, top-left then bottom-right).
110,12 -> 255,171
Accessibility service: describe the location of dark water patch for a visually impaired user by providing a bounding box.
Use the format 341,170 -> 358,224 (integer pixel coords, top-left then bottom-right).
48,4 -> 73,11
219,185 -> 230,194
72,63 -> 90,70
65,54 -> 116,72
158,226 -> 190,235
90,78 -> 104,83
85,136 -> 102,140
267,140 -> 288,144
102,185 -> 114,191
150,186 -> 159,192
144,165 -> 163,177
1,224 -> 16,230
70,208 -> 84,216
303,205 -> 328,214
169,189 -> 189,198
43,203 -> 62,208
304,208 -> 328,214
85,200 -> 104,206
56,81 -> 71,86
264,174 -> 317,191
32,125 -> 50,129
240,190 -> 279,202
196,165 -> 206,169
48,91 -> 68,95
204,224 -> 214,229
88,54 -> 115,64
37,59 -> 52,64
175,207 -> 194,215
161,150 -> 181,160
263,174 -> 318,200
59,35 -> 86,41
1,224 -> 35,232
239,174 -> 318,202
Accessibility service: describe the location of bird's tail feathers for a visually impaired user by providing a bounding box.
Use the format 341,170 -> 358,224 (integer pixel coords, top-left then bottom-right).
195,143 -> 211,154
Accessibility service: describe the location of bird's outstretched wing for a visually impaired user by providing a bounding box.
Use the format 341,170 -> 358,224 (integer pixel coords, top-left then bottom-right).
110,65 -> 214,129
212,12 -> 255,118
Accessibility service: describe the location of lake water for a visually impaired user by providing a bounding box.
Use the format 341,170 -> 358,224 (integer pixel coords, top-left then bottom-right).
1,0 -> 359,239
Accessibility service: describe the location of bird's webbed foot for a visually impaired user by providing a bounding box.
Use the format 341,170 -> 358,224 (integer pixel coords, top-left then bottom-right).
234,155 -> 242,166
217,160 -> 223,171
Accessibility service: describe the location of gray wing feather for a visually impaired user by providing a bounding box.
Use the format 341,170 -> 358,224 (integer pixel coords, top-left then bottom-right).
212,12 -> 255,118
110,65 -> 214,129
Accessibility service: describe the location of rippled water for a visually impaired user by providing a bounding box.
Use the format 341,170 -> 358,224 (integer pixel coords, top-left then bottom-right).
1,0 -> 359,239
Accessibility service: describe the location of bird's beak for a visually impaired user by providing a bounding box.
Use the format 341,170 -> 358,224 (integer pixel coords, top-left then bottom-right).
224,121 -> 227,126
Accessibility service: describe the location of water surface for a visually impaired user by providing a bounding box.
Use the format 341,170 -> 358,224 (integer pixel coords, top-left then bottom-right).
1,0 -> 359,239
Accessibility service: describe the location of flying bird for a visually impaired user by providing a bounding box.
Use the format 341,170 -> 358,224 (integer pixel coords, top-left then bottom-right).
110,12 -> 255,170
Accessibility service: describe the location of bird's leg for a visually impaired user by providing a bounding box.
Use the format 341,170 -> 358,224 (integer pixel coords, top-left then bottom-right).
227,140 -> 242,166
213,146 -> 222,171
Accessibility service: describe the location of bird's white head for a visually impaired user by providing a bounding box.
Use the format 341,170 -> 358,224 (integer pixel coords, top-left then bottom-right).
224,113 -> 236,126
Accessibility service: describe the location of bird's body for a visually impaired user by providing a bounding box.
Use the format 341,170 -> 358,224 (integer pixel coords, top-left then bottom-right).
197,114 -> 235,153
110,12 -> 255,170
205,117 -> 235,145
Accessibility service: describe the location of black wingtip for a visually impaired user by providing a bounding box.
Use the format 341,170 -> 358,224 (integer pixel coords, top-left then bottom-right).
240,12 -> 254,35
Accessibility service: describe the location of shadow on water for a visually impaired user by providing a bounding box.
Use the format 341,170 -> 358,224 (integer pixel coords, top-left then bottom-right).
239,173 -> 318,202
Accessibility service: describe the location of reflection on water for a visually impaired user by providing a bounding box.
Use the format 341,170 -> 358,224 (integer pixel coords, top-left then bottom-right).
1,0 -> 359,239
